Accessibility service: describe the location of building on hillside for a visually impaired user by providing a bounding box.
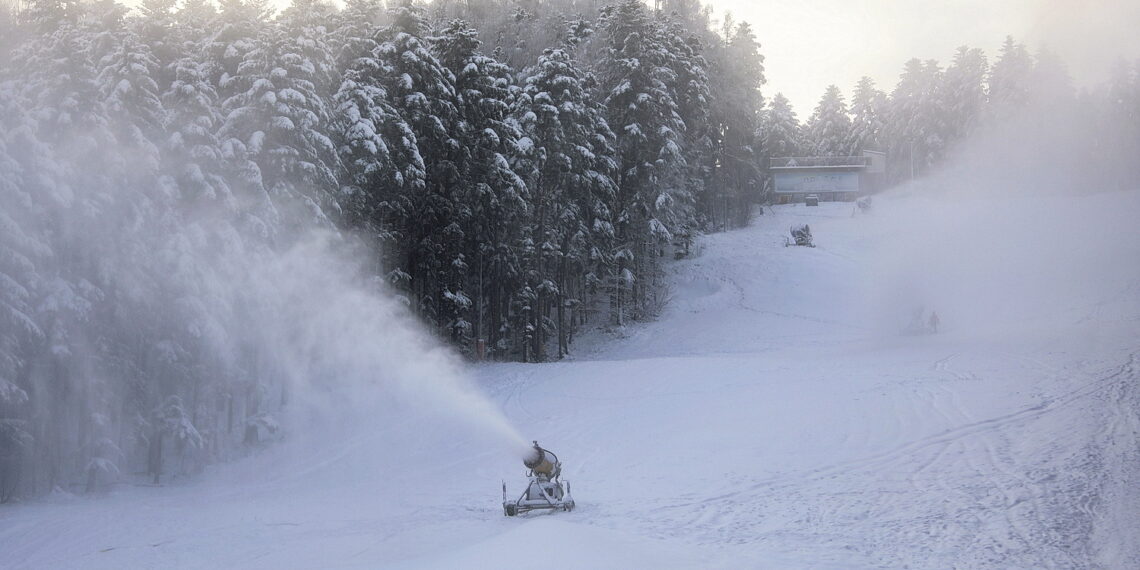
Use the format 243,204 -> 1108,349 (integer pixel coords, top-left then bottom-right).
770,150 -> 886,204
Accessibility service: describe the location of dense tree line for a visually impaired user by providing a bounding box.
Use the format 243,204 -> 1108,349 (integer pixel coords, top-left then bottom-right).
761,36 -> 1140,187
0,0 -> 767,500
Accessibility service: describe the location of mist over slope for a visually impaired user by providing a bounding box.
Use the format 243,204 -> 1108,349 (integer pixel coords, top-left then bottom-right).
2,186 -> 1137,568
864,187 -> 1140,338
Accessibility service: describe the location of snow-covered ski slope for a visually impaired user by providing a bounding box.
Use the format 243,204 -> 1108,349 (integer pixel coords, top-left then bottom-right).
3,189 -> 1139,569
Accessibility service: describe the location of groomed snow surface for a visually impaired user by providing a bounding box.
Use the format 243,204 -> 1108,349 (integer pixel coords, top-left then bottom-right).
3,189 -> 1139,569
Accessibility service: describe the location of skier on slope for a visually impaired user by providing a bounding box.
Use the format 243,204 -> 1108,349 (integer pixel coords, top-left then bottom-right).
928,311 -> 940,334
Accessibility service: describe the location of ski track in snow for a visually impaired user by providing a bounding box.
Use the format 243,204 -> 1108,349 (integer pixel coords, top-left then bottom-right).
649,353 -> 1136,568
2,196 -> 1139,569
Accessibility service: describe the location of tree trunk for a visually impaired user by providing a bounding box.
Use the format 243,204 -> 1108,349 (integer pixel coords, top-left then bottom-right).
148,431 -> 163,485
489,264 -> 501,361
557,252 -> 568,359
533,290 -> 545,362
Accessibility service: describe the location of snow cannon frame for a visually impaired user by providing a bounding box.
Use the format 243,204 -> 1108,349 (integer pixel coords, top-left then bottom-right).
785,224 -> 815,248
503,441 -> 575,516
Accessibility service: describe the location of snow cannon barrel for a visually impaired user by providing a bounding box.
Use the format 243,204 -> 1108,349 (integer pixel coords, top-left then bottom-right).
523,441 -> 556,476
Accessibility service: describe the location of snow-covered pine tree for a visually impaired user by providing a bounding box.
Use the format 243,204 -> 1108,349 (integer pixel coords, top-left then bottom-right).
275,0 -> 339,98
987,36 -> 1033,123
488,67 -> 549,358
0,116 -> 43,503
849,76 -> 886,155
171,0 -> 217,54
941,46 -> 987,145
718,20 -> 765,228
131,0 -> 181,89
757,92 -> 802,200
19,0 -> 83,32
146,395 -> 204,484
218,17 -> 342,235
373,1 -> 463,332
97,31 -> 165,186
208,0 -> 272,103
332,37 -> 424,267
202,7 -> 342,451
656,18 -> 706,229
577,65 -> 620,337
5,18 -> 118,492
884,58 -> 945,182
158,45 -> 257,476
761,92 -> 802,159
597,0 -> 687,325
656,16 -> 711,235
13,11 -> 118,290
332,0 -> 385,75
92,8 -> 233,493
331,0 -> 419,262
164,53 -> 235,218
434,20 -> 528,356
512,47 -> 617,359
204,0 -> 271,236
805,84 -> 853,157
885,58 -> 919,181
918,59 -> 948,168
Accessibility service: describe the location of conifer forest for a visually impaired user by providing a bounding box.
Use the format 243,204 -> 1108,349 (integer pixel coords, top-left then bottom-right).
1,0 -> 1138,501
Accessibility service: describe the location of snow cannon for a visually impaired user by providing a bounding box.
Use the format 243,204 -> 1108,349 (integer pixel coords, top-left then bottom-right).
786,224 -> 815,248
503,441 -> 575,516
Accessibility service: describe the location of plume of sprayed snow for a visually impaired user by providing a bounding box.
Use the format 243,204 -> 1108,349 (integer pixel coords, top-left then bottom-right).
859,102 -> 1140,341
1028,0 -> 1140,88
229,231 -> 532,461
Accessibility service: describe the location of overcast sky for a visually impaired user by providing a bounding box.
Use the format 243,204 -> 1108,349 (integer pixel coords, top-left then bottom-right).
115,0 -> 1140,117
705,0 -> 1140,116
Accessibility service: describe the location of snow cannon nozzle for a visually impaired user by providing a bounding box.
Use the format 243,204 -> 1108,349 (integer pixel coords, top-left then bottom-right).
523,441 -> 544,469
522,441 -> 557,477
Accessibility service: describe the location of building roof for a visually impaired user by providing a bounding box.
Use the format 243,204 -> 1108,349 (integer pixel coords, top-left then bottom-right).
770,156 -> 869,169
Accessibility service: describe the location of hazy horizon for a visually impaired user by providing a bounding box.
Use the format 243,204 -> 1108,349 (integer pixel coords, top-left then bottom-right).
105,0 -> 1140,115
707,0 -> 1140,115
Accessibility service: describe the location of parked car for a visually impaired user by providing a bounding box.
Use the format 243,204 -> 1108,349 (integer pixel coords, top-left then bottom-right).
805,194 -> 819,206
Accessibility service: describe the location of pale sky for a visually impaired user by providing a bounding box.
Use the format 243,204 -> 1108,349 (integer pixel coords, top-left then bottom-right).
705,0 -> 1140,116
119,0 -> 1140,116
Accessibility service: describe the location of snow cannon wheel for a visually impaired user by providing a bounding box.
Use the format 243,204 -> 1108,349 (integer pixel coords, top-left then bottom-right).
504,504 -> 518,517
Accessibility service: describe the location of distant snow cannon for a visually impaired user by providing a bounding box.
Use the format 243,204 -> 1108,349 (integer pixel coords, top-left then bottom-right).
786,224 -> 815,247
503,441 -> 575,516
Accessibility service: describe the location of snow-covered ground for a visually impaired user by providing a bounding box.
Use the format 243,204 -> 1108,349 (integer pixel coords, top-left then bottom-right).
3,189 -> 1139,569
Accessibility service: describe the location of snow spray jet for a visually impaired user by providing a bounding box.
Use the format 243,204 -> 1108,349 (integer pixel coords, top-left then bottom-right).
233,232 -> 531,459
10,117 -> 531,487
